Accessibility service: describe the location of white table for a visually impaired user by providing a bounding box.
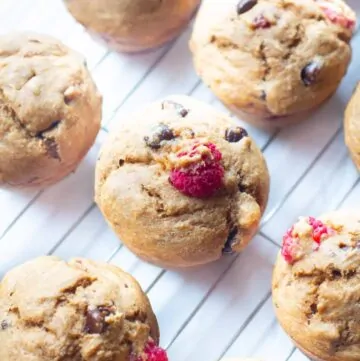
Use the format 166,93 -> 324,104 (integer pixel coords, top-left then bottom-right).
0,1 -> 359,360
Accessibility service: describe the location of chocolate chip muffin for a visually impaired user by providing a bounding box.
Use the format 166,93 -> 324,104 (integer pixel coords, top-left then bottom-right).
273,210 -> 360,361
95,95 -> 269,268
190,0 -> 356,128
64,0 -> 200,53
345,82 -> 360,171
0,256 -> 168,361
0,32 -> 102,187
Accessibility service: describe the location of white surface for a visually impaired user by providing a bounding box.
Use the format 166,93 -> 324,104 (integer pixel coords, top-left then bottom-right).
0,1 -> 359,360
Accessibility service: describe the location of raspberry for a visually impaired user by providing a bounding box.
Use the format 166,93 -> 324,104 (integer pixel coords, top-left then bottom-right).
253,15 -> 272,29
281,227 -> 297,264
308,217 -> 332,243
282,217 -> 334,264
322,7 -> 355,29
144,341 -> 168,361
169,142 -> 224,198
131,341 -> 168,361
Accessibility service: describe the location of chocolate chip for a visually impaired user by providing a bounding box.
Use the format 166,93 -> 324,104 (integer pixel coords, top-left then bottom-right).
1,320 -> 9,330
225,127 -> 248,143
84,306 -> 115,334
44,138 -> 60,160
301,61 -> 321,86
119,159 -> 125,167
237,0 -> 257,14
222,226 -> 238,255
144,123 -> 175,149
260,90 -> 267,101
162,100 -> 189,118
310,303 -> 318,314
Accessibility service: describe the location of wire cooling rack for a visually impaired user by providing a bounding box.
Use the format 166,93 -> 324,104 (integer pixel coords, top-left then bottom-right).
0,1 -> 359,360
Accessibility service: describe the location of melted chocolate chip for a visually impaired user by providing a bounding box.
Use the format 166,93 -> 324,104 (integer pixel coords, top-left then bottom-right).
144,123 -> 175,149
84,306 -> 115,334
119,159 -> 125,167
43,138 -> 60,160
162,100 -> 189,118
237,0 -> 257,14
301,61 -> 321,86
1,320 -> 9,330
222,226 -> 238,255
225,127 -> 248,143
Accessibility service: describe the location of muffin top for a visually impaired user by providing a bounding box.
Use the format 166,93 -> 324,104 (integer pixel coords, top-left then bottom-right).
0,256 -> 160,361
0,32 -> 101,186
190,0 -> 355,117
273,210 -> 360,361
95,95 -> 269,266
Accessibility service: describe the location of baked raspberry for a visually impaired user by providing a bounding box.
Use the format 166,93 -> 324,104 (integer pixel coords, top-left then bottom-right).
281,227 -> 297,264
322,7 -> 355,29
169,142 -> 224,198
252,15 -> 272,29
308,216 -> 332,243
315,0 -> 356,30
131,341 -> 168,361
144,341 -> 168,361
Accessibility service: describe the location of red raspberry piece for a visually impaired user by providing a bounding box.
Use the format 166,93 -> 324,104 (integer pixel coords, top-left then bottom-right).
169,143 -> 224,198
321,7 -> 355,30
144,341 -> 168,361
253,15 -> 272,29
308,217 -> 332,243
281,226 -> 297,264
131,341 -> 168,361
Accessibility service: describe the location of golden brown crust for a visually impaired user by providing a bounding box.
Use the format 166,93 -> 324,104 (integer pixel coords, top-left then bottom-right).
273,210 -> 360,361
95,95 -> 269,267
0,256 -> 159,361
190,0 -> 355,127
0,32 -> 102,187
65,0 -> 200,53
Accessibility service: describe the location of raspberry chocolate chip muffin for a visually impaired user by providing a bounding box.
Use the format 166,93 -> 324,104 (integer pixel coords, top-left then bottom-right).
64,0 -> 200,53
345,83 -> 360,171
0,256 -> 167,361
190,0 -> 356,128
95,95 -> 269,268
272,210 -> 360,361
0,32 -> 102,187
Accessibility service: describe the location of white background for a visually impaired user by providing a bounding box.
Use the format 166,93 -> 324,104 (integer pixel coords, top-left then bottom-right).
0,1 -> 359,360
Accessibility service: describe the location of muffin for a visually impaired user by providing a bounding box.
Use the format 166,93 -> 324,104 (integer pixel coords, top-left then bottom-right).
273,210 -> 360,361
95,95 -> 269,268
0,32 -> 102,187
0,256 -> 167,361
345,82 -> 360,170
190,0 -> 356,128
64,0 -> 200,53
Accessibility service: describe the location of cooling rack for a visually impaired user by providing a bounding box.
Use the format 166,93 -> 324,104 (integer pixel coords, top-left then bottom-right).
0,1 -> 359,360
